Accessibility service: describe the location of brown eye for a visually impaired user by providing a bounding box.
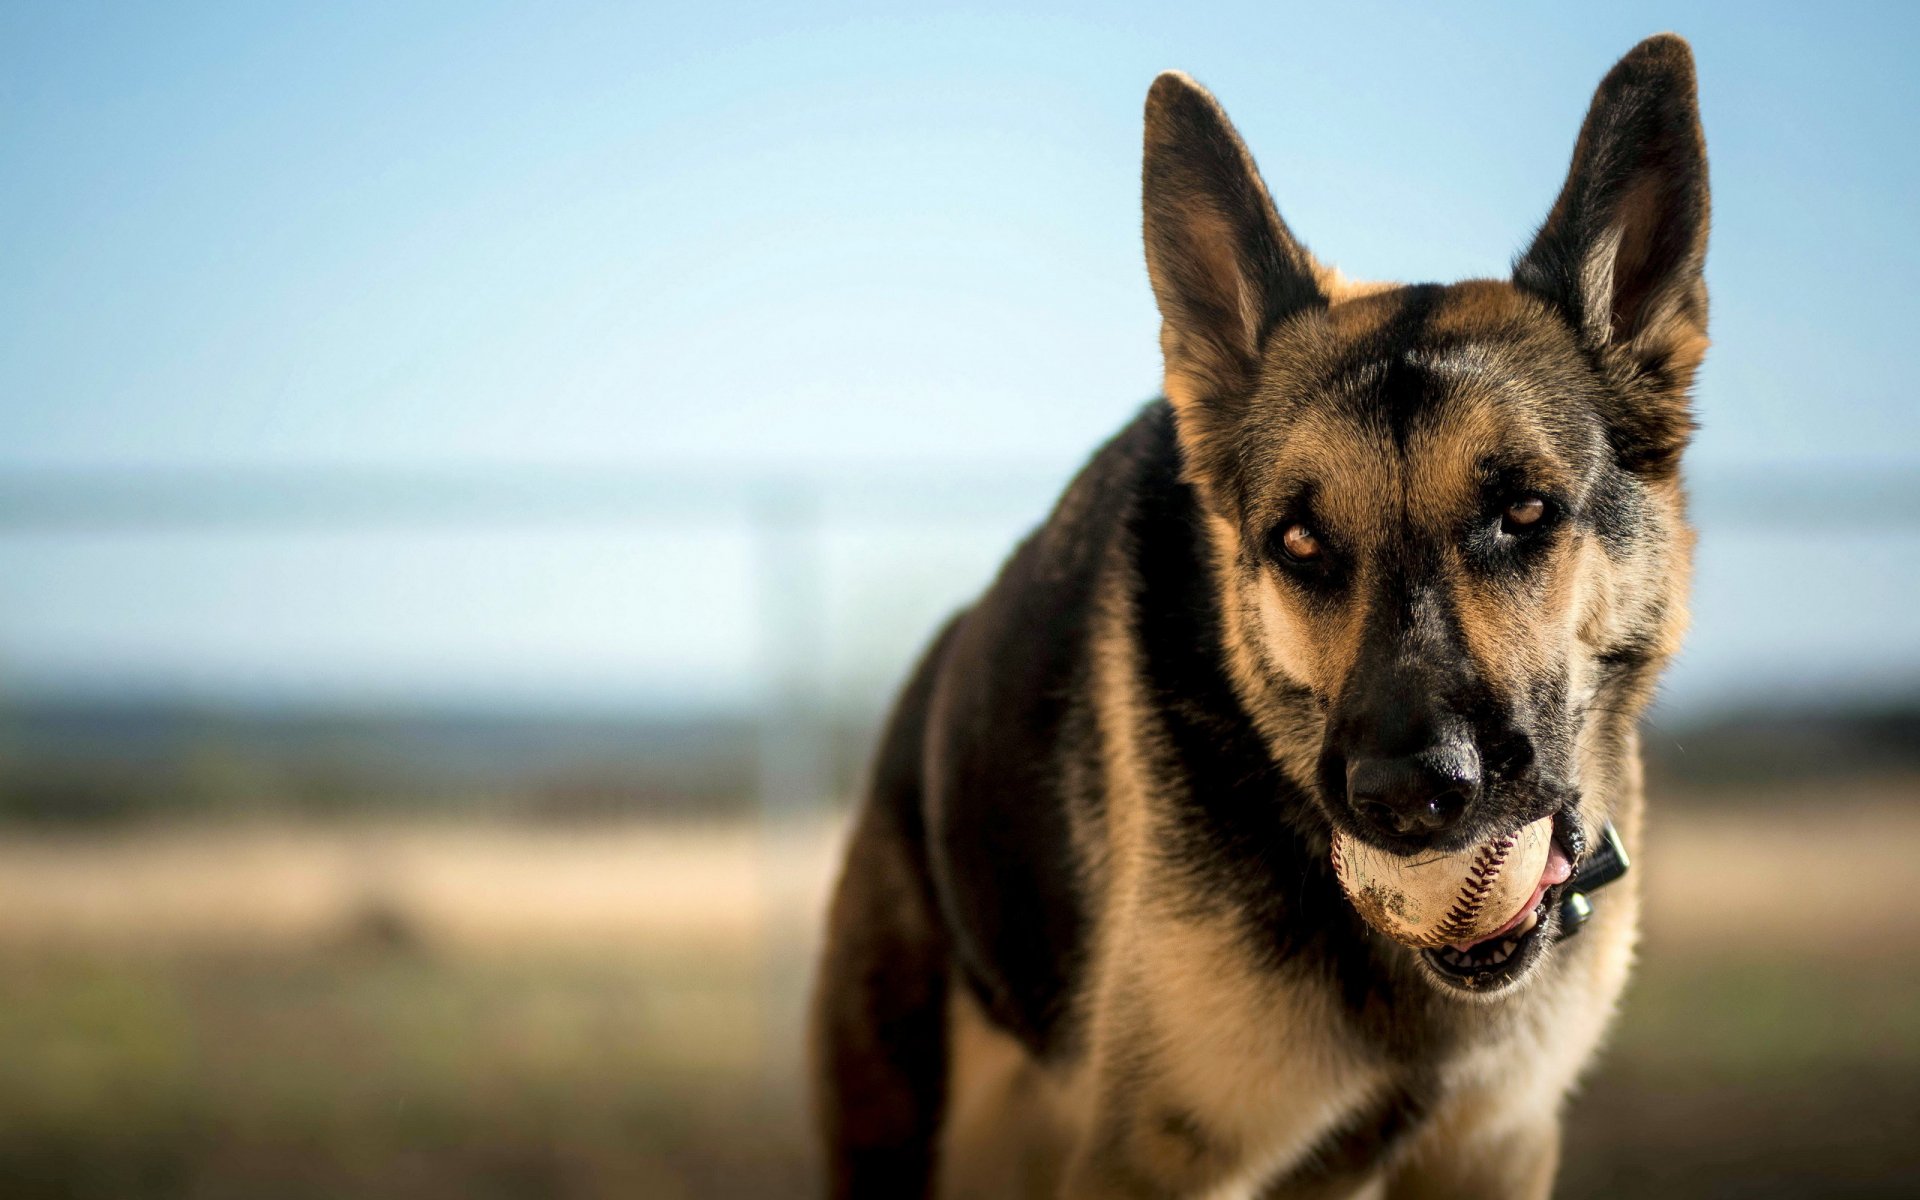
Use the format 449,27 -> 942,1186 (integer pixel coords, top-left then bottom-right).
1502,496 -> 1547,532
1280,523 -> 1322,561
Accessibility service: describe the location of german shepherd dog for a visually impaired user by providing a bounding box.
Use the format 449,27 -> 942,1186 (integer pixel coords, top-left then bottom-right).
814,34 -> 1707,1199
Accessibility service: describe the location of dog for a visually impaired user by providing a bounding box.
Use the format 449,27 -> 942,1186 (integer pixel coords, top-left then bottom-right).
812,33 -> 1707,1199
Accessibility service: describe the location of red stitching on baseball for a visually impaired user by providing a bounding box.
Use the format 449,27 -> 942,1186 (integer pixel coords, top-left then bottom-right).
1431,833 -> 1515,944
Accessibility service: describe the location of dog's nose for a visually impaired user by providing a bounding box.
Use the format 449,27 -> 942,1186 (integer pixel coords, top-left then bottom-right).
1347,753 -> 1475,841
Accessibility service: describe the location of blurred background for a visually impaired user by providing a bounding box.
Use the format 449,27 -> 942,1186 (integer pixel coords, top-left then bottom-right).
1,2 -> 1916,1197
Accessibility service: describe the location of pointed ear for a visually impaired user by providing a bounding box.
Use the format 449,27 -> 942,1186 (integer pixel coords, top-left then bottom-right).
1143,72 -> 1325,427
1514,35 -> 1710,471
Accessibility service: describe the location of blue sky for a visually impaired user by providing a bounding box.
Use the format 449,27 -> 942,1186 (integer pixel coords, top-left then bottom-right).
0,2 -> 1916,713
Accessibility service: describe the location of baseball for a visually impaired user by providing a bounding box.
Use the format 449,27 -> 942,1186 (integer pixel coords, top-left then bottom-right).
1330,817 -> 1554,950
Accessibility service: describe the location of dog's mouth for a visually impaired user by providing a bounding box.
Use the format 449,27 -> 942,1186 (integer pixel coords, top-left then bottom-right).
1419,812 -> 1580,994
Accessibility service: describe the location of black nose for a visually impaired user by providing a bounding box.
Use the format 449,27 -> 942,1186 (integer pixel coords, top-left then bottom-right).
1347,753 -> 1476,840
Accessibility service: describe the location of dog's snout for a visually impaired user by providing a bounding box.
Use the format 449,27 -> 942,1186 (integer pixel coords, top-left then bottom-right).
1345,750 -> 1479,842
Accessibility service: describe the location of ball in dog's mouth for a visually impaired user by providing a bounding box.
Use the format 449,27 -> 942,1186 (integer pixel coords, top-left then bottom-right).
1331,812 -> 1584,992
1331,815 -> 1557,950
1421,835 -> 1574,989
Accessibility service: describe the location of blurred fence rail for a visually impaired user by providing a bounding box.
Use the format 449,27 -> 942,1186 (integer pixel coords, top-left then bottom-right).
0,464 -> 1069,529
0,462 -> 1914,529
0,461 -> 1914,830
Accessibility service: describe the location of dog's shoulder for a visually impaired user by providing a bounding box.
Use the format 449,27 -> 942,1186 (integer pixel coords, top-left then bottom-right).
912,400 -> 1183,1055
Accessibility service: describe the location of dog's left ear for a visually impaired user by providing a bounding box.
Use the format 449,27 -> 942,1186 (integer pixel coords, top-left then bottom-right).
1515,34 -> 1710,473
1143,72 -> 1325,440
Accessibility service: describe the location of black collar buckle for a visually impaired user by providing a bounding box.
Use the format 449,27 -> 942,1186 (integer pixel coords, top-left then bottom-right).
1555,819 -> 1630,941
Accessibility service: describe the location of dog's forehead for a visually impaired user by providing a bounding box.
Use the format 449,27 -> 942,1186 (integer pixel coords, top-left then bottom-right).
1241,282 -> 1599,535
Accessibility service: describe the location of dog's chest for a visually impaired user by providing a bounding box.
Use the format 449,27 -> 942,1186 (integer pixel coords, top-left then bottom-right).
1122,909 -> 1604,1194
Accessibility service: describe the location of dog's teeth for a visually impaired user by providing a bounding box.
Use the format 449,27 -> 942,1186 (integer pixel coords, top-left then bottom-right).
1517,911 -> 1540,937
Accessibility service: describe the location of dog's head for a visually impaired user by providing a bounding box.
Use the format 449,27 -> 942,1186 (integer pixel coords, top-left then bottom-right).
1143,38 -> 1706,989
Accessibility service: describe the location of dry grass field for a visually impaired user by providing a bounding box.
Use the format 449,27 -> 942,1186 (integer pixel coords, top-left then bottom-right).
0,786 -> 1915,1198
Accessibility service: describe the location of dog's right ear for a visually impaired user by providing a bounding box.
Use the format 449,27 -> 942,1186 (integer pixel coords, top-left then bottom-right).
1143,73 -> 1325,430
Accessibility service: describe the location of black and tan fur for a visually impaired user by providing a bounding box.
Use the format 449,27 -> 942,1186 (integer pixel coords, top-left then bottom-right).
813,35 -> 1708,1199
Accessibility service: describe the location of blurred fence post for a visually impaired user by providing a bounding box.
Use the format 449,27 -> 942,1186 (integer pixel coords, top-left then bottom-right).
751,481 -> 829,1095
754,480 -> 829,824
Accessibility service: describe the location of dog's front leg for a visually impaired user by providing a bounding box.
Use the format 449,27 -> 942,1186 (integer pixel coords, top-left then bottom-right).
810,795 -> 951,1199
1058,1087 -> 1246,1200
1384,1113 -> 1560,1200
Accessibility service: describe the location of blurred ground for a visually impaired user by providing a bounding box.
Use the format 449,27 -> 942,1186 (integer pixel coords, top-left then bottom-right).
0,782 -> 1915,1198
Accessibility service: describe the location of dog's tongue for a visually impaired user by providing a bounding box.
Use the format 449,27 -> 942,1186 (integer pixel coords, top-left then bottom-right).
1450,841 -> 1574,951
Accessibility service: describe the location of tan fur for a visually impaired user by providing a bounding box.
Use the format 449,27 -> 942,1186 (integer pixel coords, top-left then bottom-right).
1313,264 -> 1397,305
939,980 -> 1077,1199
1065,913 -> 1393,1199
1063,558 -> 1396,1197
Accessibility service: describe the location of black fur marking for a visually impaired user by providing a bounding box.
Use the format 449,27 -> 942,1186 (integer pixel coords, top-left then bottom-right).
920,410 -> 1209,1057
1586,463 -> 1650,557
921,501 -> 1103,1057
1257,1083 -> 1431,1196
1157,1106 -> 1221,1166
1325,285 -> 1451,449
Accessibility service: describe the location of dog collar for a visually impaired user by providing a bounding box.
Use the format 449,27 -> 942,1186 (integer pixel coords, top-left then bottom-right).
1554,819 -> 1630,941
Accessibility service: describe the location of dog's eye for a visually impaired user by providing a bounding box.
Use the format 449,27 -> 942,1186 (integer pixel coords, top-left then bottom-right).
1278,523 -> 1323,562
1501,496 -> 1547,535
